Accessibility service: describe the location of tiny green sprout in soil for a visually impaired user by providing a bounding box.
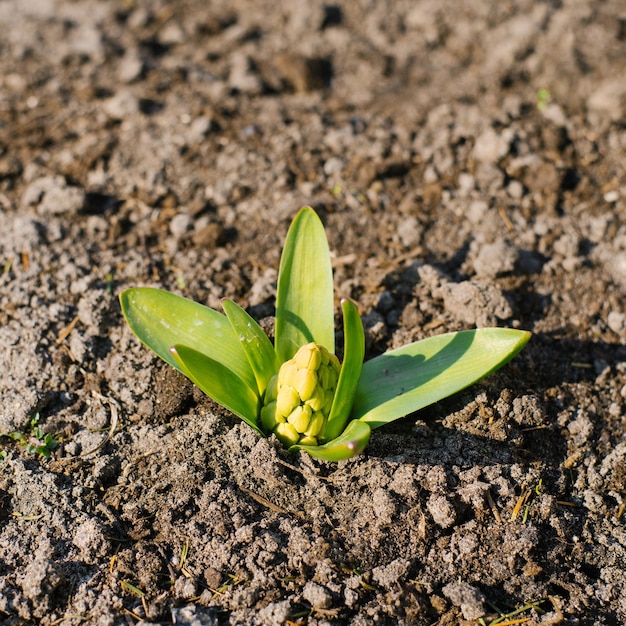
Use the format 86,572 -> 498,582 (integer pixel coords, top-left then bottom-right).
8,413 -> 58,458
120,207 -> 530,461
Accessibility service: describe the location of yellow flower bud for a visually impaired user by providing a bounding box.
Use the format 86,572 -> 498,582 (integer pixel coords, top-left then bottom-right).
294,368 -> 317,401
276,385 -> 300,417
259,342 -> 342,448
318,366 -> 330,390
304,410 -> 325,438
278,360 -> 298,388
319,348 -> 330,366
318,365 -> 339,390
294,342 -> 322,371
287,404 -> 312,433
305,386 -> 326,412
274,422 -> 300,447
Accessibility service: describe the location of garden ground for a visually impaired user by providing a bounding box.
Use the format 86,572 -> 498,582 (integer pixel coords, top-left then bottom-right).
1,1 -> 625,624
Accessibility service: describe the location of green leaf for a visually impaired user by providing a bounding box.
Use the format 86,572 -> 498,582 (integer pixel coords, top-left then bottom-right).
353,328 -> 531,429
291,419 -> 371,461
275,207 -> 335,363
323,299 -> 365,443
170,344 -> 263,435
222,298 -> 279,396
119,288 -> 256,392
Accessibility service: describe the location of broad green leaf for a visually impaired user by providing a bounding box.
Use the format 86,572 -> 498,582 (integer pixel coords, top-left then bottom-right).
222,298 -> 279,397
353,328 -> 531,429
323,299 -> 365,443
120,288 -> 255,391
291,419 -> 371,461
170,344 -> 263,435
275,207 -> 335,363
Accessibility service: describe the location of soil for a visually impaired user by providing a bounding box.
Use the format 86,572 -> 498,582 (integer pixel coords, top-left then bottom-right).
1,1 -> 625,624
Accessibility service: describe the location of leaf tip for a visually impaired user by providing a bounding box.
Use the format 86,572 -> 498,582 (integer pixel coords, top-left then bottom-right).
516,329 -> 532,348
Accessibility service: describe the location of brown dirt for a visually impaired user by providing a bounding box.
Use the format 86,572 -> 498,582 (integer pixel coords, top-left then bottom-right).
1,1 -> 625,625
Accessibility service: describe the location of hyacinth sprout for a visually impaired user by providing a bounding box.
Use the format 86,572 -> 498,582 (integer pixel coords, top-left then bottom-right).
120,207 -> 530,461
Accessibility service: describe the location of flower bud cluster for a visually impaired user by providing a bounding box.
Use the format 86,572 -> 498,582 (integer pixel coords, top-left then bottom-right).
261,342 -> 340,447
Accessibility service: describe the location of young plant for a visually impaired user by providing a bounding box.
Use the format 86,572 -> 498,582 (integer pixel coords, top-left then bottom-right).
8,413 -> 58,458
120,207 -> 530,461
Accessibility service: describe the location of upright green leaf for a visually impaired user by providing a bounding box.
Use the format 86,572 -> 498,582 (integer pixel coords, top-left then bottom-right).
291,419 -> 371,461
120,288 -> 256,392
323,299 -> 365,443
353,328 -> 531,429
275,207 -> 335,363
222,298 -> 279,396
170,344 -> 263,435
